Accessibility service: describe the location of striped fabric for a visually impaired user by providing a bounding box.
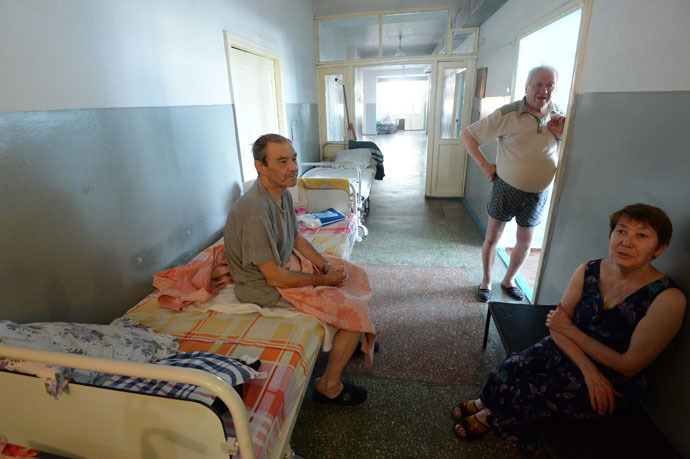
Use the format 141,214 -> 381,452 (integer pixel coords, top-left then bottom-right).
122,290 -> 324,459
101,351 -> 262,408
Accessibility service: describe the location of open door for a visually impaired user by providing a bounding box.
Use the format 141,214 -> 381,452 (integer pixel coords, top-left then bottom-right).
227,45 -> 282,182
317,67 -> 352,159
426,60 -> 475,197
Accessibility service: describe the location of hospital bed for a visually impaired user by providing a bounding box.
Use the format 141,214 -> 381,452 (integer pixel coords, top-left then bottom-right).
0,241 -> 325,459
299,141 -> 384,239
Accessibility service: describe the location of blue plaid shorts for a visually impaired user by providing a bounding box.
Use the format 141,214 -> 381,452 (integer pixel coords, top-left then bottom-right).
487,175 -> 548,227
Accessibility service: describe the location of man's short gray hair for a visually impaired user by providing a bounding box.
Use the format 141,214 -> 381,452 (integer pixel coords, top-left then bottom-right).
526,65 -> 559,86
252,133 -> 292,165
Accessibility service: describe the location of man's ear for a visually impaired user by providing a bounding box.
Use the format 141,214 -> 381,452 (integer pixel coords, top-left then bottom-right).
254,159 -> 264,175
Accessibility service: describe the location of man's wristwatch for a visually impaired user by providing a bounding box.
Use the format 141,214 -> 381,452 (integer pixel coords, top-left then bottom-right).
321,262 -> 332,272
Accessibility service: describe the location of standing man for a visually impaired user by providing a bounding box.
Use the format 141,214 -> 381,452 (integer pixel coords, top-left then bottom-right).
460,66 -> 565,302
224,133 -> 369,405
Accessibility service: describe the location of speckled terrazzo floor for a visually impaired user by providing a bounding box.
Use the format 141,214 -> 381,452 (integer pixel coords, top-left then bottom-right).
290,132 -> 535,459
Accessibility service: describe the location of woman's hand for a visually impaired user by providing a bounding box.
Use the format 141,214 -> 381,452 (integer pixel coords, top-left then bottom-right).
582,367 -> 621,415
545,303 -> 574,336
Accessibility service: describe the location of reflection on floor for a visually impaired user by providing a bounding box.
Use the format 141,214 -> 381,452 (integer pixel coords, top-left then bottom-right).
291,131 -> 539,458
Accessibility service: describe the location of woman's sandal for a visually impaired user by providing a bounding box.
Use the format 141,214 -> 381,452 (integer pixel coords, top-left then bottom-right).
453,413 -> 491,440
450,400 -> 480,422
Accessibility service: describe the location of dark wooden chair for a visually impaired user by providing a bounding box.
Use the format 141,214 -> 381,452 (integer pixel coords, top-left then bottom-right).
483,301 -> 679,459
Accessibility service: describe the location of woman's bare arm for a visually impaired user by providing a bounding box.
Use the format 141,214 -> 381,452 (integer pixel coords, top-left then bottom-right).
549,288 -> 686,377
549,262 -> 620,415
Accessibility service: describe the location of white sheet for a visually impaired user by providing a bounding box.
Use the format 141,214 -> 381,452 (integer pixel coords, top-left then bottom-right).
301,165 -> 376,200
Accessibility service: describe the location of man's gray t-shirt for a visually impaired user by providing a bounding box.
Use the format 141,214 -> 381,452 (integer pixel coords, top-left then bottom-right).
224,180 -> 299,307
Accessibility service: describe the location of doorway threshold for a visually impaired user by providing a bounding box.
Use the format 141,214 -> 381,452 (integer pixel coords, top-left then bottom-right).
497,248 -> 533,303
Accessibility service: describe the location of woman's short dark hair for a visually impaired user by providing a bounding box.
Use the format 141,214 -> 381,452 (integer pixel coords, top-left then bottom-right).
609,203 -> 672,248
252,133 -> 292,165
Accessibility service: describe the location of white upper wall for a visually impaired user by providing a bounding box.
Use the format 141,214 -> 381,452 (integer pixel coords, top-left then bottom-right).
474,0 -> 572,97
578,0 -> 690,93
0,0 -> 317,113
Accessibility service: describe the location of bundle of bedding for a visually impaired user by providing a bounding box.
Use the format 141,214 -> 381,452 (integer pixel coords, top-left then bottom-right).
0,318 -> 264,402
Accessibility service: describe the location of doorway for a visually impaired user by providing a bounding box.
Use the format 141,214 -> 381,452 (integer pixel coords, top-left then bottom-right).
497,6 -> 583,300
226,41 -> 283,182
353,64 -> 432,185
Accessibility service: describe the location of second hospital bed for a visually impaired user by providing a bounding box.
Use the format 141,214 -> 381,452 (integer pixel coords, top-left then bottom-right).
299,141 -> 384,239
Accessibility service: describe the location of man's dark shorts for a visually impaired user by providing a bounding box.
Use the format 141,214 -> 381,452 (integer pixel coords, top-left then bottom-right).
487,175 -> 548,227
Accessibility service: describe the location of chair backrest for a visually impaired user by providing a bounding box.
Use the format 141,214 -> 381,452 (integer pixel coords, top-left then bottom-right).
489,302 -> 555,354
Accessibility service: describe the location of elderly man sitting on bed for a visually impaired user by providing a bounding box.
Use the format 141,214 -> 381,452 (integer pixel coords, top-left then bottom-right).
224,133 -> 376,406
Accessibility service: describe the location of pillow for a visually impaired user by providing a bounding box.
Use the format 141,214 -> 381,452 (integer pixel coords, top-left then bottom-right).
100,351 -> 266,413
297,207 -> 347,228
334,148 -> 373,169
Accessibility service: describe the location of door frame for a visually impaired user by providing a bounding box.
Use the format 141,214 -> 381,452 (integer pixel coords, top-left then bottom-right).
511,0 -> 592,301
224,32 -> 286,181
316,65 -> 352,156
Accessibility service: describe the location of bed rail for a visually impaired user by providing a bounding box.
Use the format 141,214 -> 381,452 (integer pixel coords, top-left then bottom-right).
0,343 -> 255,459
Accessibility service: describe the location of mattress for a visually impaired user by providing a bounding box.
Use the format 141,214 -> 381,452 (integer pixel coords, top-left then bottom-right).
301,165 -> 376,201
298,212 -> 358,260
121,290 -> 324,459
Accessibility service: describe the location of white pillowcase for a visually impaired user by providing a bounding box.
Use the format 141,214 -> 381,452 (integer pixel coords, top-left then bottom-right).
334,148 -> 373,169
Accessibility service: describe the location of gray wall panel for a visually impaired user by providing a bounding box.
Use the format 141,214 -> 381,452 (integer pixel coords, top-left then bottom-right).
0,105 -> 242,323
538,91 -> 690,454
286,102 -> 320,167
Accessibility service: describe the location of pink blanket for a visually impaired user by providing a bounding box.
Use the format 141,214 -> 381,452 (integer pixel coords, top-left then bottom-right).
153,244 -> 232,311
278,250 -> 376,367
153,244 -> 376,366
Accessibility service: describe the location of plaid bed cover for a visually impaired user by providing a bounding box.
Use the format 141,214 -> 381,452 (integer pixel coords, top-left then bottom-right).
122,293 -> 324,459
299,212 -> 357,259
101,351 -> 260,409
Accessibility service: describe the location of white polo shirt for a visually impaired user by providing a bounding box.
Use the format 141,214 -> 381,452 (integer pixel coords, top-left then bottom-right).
464,98 -> 562,193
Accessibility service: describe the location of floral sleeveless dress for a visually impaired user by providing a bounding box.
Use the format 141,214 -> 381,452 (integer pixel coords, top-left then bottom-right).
479,259 -> 677,452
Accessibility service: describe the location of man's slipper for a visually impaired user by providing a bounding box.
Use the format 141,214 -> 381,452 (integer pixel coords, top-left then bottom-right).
354,340 -> 380,356
501,284 -> 525,301
312,383 -> 367,406
477,288 -> 492,302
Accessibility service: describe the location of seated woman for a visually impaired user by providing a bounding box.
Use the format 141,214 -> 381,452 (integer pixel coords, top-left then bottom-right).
451,203 -> 686,453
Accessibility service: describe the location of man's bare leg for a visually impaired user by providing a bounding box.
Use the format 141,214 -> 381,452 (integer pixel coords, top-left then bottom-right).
501,225 -> 535,288
314,329 -> 360,398
480,217 -> 507,290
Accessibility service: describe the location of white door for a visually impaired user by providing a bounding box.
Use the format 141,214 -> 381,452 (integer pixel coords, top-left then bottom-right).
426,60 -> 475,197
229,47 -> 281,181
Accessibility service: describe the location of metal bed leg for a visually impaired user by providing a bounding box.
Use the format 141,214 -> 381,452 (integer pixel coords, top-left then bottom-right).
482,304 -> 492,349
